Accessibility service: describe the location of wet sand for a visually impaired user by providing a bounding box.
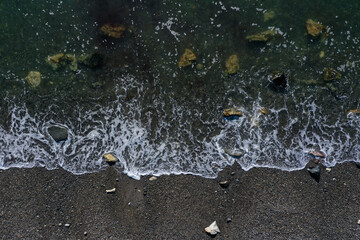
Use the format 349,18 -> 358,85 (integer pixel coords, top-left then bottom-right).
1,162 -> 359,239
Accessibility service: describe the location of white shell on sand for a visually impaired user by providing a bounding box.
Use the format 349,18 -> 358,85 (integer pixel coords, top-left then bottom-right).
106,188 -> 116,193
205,221 -> 220,235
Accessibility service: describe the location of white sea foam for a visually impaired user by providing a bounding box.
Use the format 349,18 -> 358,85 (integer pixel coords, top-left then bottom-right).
1,80 -> 360,180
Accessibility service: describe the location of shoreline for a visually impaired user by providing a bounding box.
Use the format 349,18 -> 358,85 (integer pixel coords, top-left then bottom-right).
1,162 -> 359,239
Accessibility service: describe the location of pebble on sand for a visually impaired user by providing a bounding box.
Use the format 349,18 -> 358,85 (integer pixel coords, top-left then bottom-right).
205,221 -> 220,235
106,188 -> 116,193
219,180 -> 230,188
149,176 -> 157,181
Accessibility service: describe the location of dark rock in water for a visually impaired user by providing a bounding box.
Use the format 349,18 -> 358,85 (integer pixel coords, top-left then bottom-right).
78,52 -> 104,68
47,126 -> 68,142
91,81 -> 104,89
323,67 -> 341,82
269,71 -> 289,90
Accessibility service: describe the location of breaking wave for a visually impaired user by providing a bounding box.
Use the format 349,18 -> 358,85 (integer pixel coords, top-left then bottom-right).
1,73 -> 359,180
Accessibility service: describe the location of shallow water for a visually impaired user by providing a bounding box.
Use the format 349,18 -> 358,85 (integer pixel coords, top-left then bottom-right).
1,0 -> 360,179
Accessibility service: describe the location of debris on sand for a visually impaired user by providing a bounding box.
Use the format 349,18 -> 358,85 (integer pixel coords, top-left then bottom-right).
205,221 -> 220,235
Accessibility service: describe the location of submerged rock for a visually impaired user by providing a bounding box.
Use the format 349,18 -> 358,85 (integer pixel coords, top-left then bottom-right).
270,71 -> 289,90
46,53 -> 77,71
264,10 -> 276,22
306,19 -> 325,37
223,148 -> 243,158
259,107 -> 268,115
246,29 -> 276,42
149,176 -> 157,181
178,48 -> 196,67
225,54 -> 240,75
347,109 -> 360,115
78,52 -> 104,68
205,221 -> 220,235
101,23 -> 126,38
308,150 -> 325,158
47,125 -> 68,142
103,153 -> 117,164
25,71 -> 41,87
46,53 -> 66,70
323,68 -> 341,82
196,63 -> 204,70
223,108 -> 242,118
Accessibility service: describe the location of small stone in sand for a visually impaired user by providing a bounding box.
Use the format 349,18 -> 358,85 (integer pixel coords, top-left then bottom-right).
149,176 -> 157,181
64,223 -> 70,227
205,221 -> 220,235
358,219 -> 360,225
326,167 -> 331,172
106,188 -> 116,193
219,180 -> 230,188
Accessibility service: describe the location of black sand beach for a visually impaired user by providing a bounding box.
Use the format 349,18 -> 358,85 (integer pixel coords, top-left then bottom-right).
1,163 -> 359,239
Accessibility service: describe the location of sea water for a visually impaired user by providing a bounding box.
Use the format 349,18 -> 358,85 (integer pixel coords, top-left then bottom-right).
1,0 -> 360,179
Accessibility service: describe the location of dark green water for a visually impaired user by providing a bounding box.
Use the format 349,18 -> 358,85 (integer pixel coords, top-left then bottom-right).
1,0 -> 360,179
